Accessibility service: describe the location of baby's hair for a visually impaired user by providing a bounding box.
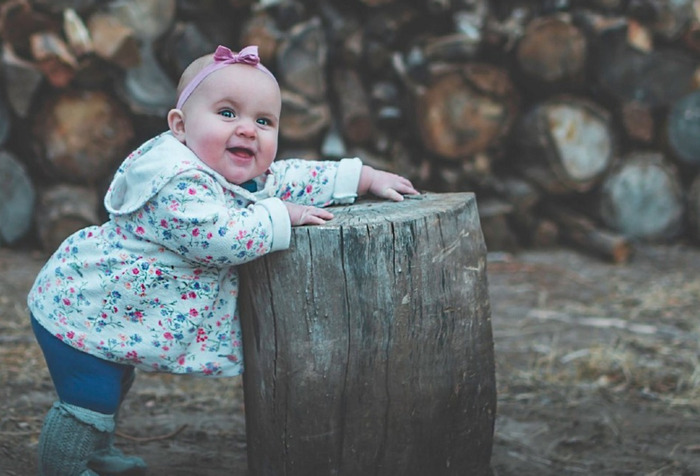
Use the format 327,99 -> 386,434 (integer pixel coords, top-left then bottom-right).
176,53 -> 216,98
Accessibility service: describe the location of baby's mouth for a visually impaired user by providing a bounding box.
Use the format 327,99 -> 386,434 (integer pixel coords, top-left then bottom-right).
229,147 -> 254,158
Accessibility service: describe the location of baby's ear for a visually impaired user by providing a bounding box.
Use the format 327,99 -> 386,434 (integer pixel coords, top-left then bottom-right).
167,109 -> 186,142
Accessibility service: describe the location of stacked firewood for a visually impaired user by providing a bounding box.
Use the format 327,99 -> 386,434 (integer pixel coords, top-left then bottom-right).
1,0 -> 700,262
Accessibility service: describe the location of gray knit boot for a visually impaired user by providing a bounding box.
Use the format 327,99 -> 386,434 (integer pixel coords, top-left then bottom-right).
37,402 -> 113,476
87,371 -> 147,476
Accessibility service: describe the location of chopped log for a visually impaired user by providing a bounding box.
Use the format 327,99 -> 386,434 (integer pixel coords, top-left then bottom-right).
87,12 -> 141,69
620,100 -> 654,144
62,9 -> 93,57
0,0 -> 59,58
594,24 -> 698,109
687,173 -> 700,242
627,0 -> 692,41
27,0 -> 100,15
1,43 -> 44,118
665,90 -> 700,168
239,11 -> 282,66
31,90 -> 135,185
598,151 -> 685,242
108,0 -> 177,117
119,44 -> 177,117
276,17 -> 327,102
514,13 -> 587,92
35,183 -> 100,252
332,67 -> 373,145
541,202 -> 632,263
279,89 -> 331,143
0,92 -> 12,148
0,150 -> 36,245
415,62 -> 519,161
478,197 -> 520,251
239,192 -> 495,476
159,21 -> 216,79
30,31 -> 78,88
512,95 -> 616,194
105,0 -> 176,42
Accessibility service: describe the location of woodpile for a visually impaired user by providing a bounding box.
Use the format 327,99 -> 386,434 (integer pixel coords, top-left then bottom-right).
2,0 -> 700,263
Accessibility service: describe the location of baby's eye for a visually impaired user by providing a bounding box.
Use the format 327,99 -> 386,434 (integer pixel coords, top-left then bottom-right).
219,109 -> 235,118
257,117 -> 272,126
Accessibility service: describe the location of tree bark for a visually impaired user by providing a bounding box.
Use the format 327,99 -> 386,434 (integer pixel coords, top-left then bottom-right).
239,192 -> 495,476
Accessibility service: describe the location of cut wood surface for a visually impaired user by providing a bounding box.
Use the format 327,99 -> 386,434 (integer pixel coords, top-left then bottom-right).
416,62 -> 518,160
513,95 -> 615,194
0,150 -> 36,245
666,90 -> 700,167
599,151 -> 685,242
31,90 -> 134,184
515,13 -> 587,90
239,192 -> 495,476
35,183 -> 100,252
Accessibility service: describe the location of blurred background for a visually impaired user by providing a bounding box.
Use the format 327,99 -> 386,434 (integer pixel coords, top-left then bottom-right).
1,0 -> 700,262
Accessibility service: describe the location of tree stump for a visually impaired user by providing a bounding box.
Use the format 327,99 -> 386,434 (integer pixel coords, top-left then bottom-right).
239,192 -> 495,476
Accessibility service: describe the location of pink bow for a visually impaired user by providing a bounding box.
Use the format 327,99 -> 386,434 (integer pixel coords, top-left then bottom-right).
176,45 -> 275,109
213,45 -> 260,67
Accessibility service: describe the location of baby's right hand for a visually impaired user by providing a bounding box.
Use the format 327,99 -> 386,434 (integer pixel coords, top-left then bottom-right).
285,202 -> 334,226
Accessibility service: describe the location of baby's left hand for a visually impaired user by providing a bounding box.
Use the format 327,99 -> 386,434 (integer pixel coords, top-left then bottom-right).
359,166 -> 419,201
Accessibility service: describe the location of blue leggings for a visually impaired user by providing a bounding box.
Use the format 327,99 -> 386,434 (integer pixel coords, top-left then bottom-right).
31,315 -> 134,414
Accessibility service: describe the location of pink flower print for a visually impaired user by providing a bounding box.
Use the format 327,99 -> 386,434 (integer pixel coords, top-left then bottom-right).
192,228 -> 200,237
306,184 -> 313,194
132,268 -> 139,275
62,298 -> 71,306
188,291 -> 197,299
207,232 -> 213,239
246,239 -> 253,249
135,226 -> 145,235
189,308 -> 199,317
188,188 -> 196,195
196,328 -> 207,343
155,269 -> 163,276
178,355 -> 186,365
66,331 -> 75,339
164,332 -> 174,340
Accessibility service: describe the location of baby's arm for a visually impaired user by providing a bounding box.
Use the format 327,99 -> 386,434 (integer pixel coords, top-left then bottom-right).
357,165 -> 419,201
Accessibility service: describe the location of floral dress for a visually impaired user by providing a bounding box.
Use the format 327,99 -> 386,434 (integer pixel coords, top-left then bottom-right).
27,132 -> 362,376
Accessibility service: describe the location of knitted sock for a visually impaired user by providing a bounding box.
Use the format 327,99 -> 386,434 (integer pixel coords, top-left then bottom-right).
37,401 -> 113,476
88,370 -> 147,476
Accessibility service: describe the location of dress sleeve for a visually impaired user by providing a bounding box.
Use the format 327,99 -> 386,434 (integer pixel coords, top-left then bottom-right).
120,169 -> 291,267
268,157 -> 363,206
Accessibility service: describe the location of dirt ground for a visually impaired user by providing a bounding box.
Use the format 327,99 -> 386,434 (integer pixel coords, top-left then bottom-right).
1,242 -> 699,475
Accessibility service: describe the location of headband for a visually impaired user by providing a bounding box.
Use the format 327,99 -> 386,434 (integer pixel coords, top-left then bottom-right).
175,45 -> 276,110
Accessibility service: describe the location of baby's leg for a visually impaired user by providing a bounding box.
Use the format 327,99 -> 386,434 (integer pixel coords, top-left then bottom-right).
88,368 -> 148,475
38,402 -> 112,476
31,316 -> 146,475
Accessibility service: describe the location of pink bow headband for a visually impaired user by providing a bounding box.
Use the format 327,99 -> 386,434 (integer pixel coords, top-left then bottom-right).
176,45 -> 276,109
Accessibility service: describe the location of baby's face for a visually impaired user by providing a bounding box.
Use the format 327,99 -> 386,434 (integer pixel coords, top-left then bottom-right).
178,64 -> 281,184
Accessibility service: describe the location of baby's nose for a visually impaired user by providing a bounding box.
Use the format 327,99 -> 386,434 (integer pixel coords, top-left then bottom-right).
236,120 -> 256,138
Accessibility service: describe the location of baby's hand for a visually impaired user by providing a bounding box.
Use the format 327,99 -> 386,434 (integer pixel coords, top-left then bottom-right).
285,202 -> 334,226
359,166 -> 419,201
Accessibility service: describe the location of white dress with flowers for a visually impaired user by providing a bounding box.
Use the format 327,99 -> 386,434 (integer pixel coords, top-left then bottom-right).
27,132 -> 362,376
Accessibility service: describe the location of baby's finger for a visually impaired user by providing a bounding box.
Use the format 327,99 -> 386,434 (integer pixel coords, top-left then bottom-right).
382,187 -> 404,202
